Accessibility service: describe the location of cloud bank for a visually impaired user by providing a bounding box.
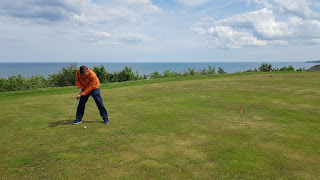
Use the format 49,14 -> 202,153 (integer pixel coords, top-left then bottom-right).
191,0 -> 320,49
0,0 -> 160,45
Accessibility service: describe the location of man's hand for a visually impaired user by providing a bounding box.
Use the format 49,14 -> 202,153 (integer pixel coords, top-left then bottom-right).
77,88 -> 83,100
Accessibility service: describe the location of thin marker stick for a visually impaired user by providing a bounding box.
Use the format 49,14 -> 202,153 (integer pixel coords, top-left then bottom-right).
240,105 -> 244,125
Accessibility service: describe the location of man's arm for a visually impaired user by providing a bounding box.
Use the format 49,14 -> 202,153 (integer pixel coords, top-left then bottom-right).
80,72 -> 99,96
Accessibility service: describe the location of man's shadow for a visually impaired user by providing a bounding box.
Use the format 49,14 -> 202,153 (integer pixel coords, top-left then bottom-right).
49,120 -> 103,127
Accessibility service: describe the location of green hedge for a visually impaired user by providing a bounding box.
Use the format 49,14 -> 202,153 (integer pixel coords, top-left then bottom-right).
0,63 -> 305,92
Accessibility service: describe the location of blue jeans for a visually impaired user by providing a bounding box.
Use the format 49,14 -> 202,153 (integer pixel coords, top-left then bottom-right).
76,88 -> 108,121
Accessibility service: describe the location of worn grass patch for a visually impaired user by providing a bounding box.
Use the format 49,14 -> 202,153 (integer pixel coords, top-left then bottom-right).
0,72 -> 320,179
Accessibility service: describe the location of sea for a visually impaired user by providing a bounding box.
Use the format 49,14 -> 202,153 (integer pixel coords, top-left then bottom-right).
0,62 -> 318,79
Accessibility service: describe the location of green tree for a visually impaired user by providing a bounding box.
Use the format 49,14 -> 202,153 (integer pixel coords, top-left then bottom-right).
259,63 -> 272,72
93,65 -> 108,83
118,67 -> 136,82
218,67 -> 226,74
47,63 -> 77,87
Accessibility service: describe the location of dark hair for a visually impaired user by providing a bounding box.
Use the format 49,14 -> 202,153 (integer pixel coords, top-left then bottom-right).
80,66 -> 87,74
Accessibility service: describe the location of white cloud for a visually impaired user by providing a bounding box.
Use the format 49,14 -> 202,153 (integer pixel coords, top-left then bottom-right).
273,0 -> 320,19
0,0 -> 161,25
71,4 -> 140,25
288,17 -> 320,39
0,0 -> 90,21
194,17 -> 216,27
192,26 -> 268,49
190,27 -> 206,35
0,0 -> 161,46
89,30 -> 152,45
312,39 -> 320,43
217,8 -> 293,39
248,0 -> 320,19
192,0 -> 320,49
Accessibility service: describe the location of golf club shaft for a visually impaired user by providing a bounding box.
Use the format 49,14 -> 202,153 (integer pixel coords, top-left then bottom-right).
66,99 -> 78,120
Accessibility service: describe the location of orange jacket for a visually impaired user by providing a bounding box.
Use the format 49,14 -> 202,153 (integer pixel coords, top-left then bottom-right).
75,68 -> 100,96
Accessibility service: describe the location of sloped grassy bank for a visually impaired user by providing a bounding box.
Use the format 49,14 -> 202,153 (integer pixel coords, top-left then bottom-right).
0,72 -> 252,101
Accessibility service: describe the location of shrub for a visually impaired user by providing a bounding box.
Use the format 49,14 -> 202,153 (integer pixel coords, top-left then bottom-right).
135,71 -> 147,80
108,72 -> 120,83
118,67 -> 136,82
259,63 -> 272,72
245,68 -> 258,72
0,75 -> 47,92
25,75 -> 47,90
143,75 -> 149,79
93,65 -> 108,83
200,68 -> 207,75
280,65 -> 295,71
150,71 -> 162,79
0,78 -> 7,92
199,66 -> 216,75
206,66 -> 216,75
47,63 -> 77,87
163,70 -> 181,77
6,74 -> 25,91
182,71 -> 190,76
152,66 -> 218,78
218,67 -> 226,74
188,68 -> 196,76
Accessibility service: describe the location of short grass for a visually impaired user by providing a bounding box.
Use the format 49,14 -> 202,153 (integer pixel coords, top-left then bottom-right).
0,72 -> 319,179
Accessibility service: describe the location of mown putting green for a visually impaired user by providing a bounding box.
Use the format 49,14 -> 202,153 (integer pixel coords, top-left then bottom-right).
1,72 -> 319,179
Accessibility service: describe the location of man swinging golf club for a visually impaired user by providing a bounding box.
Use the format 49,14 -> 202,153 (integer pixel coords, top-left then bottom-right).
73,66 -> 109,125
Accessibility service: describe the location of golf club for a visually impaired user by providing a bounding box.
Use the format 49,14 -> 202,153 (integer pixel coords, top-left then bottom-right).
65,99 -> 78,121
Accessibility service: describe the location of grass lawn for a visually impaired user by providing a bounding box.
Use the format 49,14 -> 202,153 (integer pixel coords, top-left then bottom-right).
0,72 -> 319,179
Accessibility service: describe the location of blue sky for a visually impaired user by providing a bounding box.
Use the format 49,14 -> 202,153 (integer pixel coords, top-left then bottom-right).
0,0 -> 320,62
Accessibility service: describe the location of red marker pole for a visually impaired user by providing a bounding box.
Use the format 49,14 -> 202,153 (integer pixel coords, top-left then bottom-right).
240,106 -> 244,125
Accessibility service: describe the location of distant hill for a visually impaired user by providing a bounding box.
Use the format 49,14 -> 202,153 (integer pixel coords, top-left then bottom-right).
306,60 -> 320,63
308,65 -> 320,71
